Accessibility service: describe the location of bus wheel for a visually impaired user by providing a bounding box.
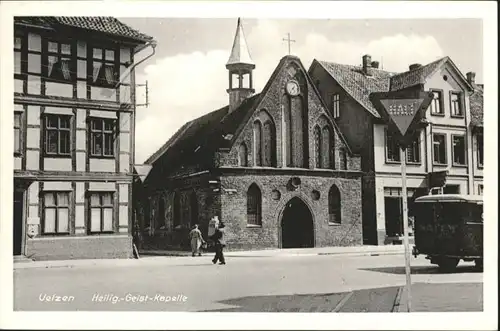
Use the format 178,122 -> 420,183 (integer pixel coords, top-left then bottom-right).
437,257 -> 459,272
474,259 -> 483,270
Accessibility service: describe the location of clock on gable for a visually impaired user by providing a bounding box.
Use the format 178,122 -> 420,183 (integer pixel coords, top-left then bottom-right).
286,80 -> 300,96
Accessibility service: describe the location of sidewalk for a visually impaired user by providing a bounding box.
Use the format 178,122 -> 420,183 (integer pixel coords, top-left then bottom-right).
395,282 -> 483,312
13,245 -> 407,270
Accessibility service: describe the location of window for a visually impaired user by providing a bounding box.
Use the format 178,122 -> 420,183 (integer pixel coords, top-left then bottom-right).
89,192 -> 114,233
430,90 -> 444,115
43,192 -> 70,234
44,114 -> 71,156
386,130 -> 400,162
450,92 -> 463,117
477,133 -> 484,168
406,136 -> 421,164
331,93 -> 340,118
433,133 -> 447,165
253,121 -> 262,166
478,184 -> 483,195
90,118 -> 115,157
328,185 -> 341,224
14,110 -> 23,155
452,135 -> 466,166
321,126 -> 334,169
46,40 -> 73,83
14,34 -> 22,75
339,148 -> 348,170
314,126 -> 322,168
262,120 -> 276,167
247,184 -> 262,226
91,47 -> 116,88
238,143 -> 248,166
443,185 -> 460,194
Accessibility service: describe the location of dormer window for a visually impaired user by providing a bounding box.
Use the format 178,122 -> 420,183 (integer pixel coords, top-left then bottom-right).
46,41 -> 73,83
91,47 -> 117,88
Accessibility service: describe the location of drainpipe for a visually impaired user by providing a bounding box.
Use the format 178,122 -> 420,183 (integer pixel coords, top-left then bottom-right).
118,40 -> 157,85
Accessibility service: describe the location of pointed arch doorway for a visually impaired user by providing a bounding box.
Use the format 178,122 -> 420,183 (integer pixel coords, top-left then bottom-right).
280,197 -> 314,248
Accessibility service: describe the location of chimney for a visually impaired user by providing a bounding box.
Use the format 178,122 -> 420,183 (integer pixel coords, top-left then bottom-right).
362,54 -> 372,75
409,63 -> 422,71
371,61 -> 380,69
466,72 -> 476,85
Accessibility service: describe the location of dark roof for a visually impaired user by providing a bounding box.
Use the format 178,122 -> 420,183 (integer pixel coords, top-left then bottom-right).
315,56 -> 474,119
389,57 -> 448,91
144,93 -> 261,166
470,84 -> 483,127
14,16 -> 153,43
316,61 -> 396,118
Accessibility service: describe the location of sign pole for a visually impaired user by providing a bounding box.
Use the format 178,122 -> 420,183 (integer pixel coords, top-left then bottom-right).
400,146 -> 412,312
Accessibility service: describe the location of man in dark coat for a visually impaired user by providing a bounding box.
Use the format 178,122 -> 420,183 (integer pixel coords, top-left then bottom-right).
211,221 -> 226,265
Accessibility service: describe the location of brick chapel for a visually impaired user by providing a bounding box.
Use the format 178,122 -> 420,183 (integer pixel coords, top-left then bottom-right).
137,19 -> 364,251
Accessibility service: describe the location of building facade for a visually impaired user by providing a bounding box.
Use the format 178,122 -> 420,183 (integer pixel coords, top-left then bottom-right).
138,19 -> 363,252
13,17 -> 154,260
309,55 -> 484,245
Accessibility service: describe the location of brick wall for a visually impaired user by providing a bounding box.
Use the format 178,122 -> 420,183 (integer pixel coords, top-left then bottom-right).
219,172 -> 363,250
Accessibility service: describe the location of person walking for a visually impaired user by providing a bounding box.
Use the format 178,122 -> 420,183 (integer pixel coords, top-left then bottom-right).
189,224 -> 205,257
210,221 -> 226,265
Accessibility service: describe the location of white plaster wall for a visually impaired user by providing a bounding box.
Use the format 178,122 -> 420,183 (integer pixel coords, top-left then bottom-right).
89,159 -> 115,172
44,158 -> 72,171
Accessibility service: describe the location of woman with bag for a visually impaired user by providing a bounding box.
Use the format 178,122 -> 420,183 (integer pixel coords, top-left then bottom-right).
189,224 -> 205,257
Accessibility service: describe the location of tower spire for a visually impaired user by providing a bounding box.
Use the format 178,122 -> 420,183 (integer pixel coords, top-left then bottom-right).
226,18 -> 255,113
226,17 -> 254,67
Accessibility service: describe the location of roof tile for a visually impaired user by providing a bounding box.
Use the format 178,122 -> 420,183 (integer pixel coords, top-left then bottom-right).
15,16 -> 153,43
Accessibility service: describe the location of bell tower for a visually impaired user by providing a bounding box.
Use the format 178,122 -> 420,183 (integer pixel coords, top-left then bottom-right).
226,18 -> 255,113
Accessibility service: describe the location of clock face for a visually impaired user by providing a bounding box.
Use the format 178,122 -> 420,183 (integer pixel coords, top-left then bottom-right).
286,81 -> 300,96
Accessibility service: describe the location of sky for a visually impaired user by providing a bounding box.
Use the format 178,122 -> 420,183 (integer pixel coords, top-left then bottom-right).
120,18 -> 483,163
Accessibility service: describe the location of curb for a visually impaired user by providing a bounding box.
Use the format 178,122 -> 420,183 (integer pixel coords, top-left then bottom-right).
14,249 -> 405,270
392,286 -> 404,313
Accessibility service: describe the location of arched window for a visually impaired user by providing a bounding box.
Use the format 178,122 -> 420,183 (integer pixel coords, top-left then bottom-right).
247,183 -> 262,226
291,96 -> 306,167
314,126 -> 322,168
321,126 -> 334,169
190,191 -> 198,227
173,192 -> 181,227
262,120 -> 276,167
339,148 -> 348,170
238,142 -> 248,167
253,121 -> 262,166
328,185 -> 341,224
283,96 -> 292,167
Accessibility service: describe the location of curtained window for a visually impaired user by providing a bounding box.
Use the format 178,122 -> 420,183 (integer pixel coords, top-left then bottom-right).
46,41 -> 73,83
247,184 -> 262,226
91,47 -> 116,88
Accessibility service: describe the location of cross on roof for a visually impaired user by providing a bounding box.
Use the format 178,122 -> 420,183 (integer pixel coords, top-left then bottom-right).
282,32 -> 296,55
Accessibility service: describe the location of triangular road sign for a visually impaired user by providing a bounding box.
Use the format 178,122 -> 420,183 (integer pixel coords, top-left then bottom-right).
370,91 -> 434,147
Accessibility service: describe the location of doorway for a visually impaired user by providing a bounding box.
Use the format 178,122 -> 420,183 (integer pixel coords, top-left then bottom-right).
281,197 -> 314,248
13,191 -> 24,256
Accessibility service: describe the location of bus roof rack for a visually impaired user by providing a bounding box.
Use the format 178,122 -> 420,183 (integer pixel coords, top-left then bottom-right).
415,194 -> 484,203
